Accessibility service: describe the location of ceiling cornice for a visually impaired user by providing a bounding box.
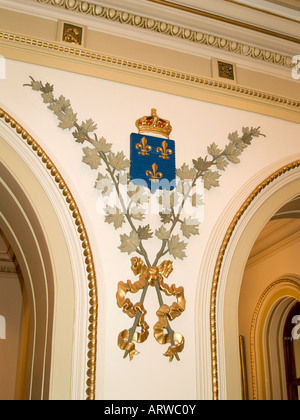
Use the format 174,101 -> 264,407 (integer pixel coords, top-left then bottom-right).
1,29 -> 299,119
19,0 -> 293,69
0,0 -> 299,121
0,0 -> 297,71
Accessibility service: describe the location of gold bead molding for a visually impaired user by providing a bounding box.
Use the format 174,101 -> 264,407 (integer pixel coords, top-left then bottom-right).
0,108 -> 97,401
0,31 -> 299,115
210,159 -> 300,400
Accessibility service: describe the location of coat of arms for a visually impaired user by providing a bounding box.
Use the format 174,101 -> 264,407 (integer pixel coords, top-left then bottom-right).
25,76 -> 265,362
130,109 -> 175,192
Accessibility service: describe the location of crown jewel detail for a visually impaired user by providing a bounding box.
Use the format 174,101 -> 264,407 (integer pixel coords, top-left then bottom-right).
136,109 -> 172,139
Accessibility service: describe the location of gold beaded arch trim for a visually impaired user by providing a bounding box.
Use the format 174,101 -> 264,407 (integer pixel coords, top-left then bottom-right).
0,108 -> 98,401
210,159 -> 300,400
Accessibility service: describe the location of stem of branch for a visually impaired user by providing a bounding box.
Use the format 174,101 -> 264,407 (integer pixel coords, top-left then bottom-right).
123,281 -> 149,359
154,281 -> 180,361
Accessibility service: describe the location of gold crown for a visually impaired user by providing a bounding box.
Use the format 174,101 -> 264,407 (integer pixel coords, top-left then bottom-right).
135,109 -> 172,139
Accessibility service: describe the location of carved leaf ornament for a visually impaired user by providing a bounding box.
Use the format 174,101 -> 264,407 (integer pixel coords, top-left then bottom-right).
25,77 -> 265,361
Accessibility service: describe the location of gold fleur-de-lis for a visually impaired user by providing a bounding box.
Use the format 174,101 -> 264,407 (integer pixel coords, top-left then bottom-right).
145,163 -> 163,182
156,140 -> 173,160
135,136 -> 152,156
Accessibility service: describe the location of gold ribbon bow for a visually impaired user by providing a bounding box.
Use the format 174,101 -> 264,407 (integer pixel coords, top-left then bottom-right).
116,257 -> 186,361
116,258 -> 149,361
153,273 -> 186,362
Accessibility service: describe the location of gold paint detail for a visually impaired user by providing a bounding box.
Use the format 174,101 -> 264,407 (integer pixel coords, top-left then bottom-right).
116,260 -> 150,361
136,109 -> 172,139
218,61 -> 235,81
0,108 -> 98,401
62,23 -> 83,45
0,31 -> 299,112
249,278 -> 300,400
35,0 -> 295,67
210,160 -> 300,400
153,268 -> 186,361
157,140 -> 173,160
135,136 -> 152,156
116,257 -> 186,361
146,163 -> 163,182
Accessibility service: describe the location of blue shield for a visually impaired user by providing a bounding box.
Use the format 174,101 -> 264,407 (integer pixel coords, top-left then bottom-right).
130,133 -> 176,192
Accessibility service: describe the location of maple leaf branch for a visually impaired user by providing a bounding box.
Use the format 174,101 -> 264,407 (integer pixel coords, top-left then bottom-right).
153,126 -> 265,266
25,77 -> 152,265
25,77 -> 265,362
100,152 -> 151,266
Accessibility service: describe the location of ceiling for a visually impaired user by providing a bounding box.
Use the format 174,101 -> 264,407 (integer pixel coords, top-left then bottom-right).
146,0 -> 300,20
272,195 -> 300,220
248,218 -> 300,261
247,196 -> 300,264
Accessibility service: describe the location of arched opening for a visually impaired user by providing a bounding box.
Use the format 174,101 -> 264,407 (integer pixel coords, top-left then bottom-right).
209,158 -> 300,400
0,160 -> 55,400
245,280 -> 300,400
0,109 -> 97,399
283,301 -> 300,400
239,197 -> 300,400
0,229 -> 28,400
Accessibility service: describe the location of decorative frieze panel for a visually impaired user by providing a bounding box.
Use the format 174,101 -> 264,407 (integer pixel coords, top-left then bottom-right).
36,0 -> 294,68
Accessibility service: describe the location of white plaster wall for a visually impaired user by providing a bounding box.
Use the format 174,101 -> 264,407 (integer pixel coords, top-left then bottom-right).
0,58 -> 299,400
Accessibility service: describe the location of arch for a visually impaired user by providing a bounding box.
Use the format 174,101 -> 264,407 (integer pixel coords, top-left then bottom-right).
250,277 -> 300,399
283,300 -> 300,399
0,108 -> 97,399
207,158 -> 300,400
